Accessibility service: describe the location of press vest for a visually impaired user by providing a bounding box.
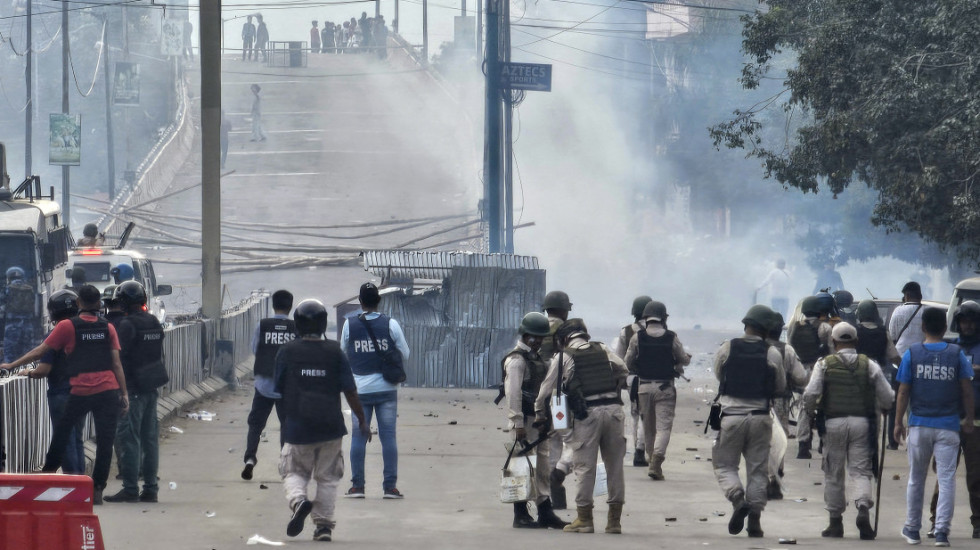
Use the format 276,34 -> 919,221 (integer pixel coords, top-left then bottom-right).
119,312 -> 166,390
280,339 -> 346,436
821,354 -> 875,418
67,317 -> 113,376
569,343 -> 618,398
501,347 -> 548,417
908,343 -> 963,418
636,330 -> 676,380
720,338 -> 772,400
345,313 -> 394,376
856,325 -> 889,367
253,318 -> 296,377
538,317 -> 563,362
791,321 -> 824,364
961,339 -> 980,416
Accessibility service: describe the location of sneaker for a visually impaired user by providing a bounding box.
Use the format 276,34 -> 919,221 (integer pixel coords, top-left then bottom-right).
287,500 -> 313,537
242,459 -> 256,481
902,526 -> 922,545
383,488 -> 404,499
935,532 -> 949,547
928,526 -> 936,538
313,525 -> 332,541
103,489 -> 140,503
344,486 -> 365,498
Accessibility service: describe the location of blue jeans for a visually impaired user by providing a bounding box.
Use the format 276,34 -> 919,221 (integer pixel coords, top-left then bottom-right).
115,390 -> 160,494
47,389 -> 86,475
906,426 -> 960,533
350,391 -> 398,490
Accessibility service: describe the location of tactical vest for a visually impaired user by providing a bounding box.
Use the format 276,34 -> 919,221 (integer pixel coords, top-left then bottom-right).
636,330 -> 676,380
104,310 -> 126,328
621,323 -> 639,353
720,338 -> 772,400
254,318 -> 297,377
856,324 -> 889,367
345,313 -> 394,377
962,340 -> 980,416
821,354 -> 875,418
909,343 -> 963,418
280,339 -> 345,431
67,317 -> 113,376
119,312 -> 167,391
538,317 -> 563,363
791,321 -> 824,364
501,347 -> 548,417
5,281 -> 34,317
569,343 -> 618,398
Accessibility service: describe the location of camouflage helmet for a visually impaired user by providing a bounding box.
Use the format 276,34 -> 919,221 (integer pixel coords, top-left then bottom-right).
631,295 -> 653,319
953,301 -> 980,333
801,295 -> 823,317
742,304 -> 774,331
518,312 -> 551,336
856,299 -> 879,323
554,318 -> 589,344
542,291 -> 572,312
642,300 -> 668,322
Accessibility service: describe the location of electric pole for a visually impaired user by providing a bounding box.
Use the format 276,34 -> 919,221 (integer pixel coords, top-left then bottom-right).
201,1 -> 222,320
483,0 -> 502,252
25,0 -> 32,177
502,0 -> 514,254
62,0 -> 70,225
102,14 -> 115,199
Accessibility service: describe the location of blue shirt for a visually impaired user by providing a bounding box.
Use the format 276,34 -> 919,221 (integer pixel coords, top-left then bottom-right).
340,311 -> 410,394
251,313 -> 289,399
897,342 -> 974,432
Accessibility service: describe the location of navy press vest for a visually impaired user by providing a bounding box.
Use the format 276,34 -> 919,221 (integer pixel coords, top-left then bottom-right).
345,313 -> 394,376
67,317 -> 113,376
908,343 -> 963,418
253,318 -> 296,377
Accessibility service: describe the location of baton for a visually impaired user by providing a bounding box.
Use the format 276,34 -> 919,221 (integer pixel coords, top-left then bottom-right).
517,431 -> 555,456
873,413 -> 887,536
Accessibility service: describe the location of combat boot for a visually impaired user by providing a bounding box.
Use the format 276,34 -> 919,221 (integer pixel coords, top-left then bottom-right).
550,469 -> 567,510
513,502 -> 538,529
536,499 -> 569,529
563,506 -> 594,533
648,454 -> 665,481
821,515 -> 844,538
605,503 -> 623,534
796,441 -> 812,459
633,449 -> 648,467
856,505 -> 875,540
728,498 -> 749,535
747,510 -> 763,538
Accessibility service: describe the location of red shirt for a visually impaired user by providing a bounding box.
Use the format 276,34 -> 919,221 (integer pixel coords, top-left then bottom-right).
44,314 -> 121,396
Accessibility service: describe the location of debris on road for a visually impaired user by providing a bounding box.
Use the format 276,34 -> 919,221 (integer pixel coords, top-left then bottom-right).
246,534 -> 285,546
187,411 -> 215,421
168,426 -> 184,434
778,537 -> 798,544
449,420 -> 458,425
169,482 -> 177,490
205,510 -> 216,517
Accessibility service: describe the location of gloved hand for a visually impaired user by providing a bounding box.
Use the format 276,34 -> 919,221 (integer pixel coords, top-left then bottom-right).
531,412 -> 549,430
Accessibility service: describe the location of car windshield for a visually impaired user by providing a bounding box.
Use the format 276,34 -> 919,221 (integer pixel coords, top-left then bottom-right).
954,289 -> 980,309
72,261 -> 113,287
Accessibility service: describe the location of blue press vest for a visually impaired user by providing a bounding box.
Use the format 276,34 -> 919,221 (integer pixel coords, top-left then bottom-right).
345,313 -> 394,376
909,343 -> 963,418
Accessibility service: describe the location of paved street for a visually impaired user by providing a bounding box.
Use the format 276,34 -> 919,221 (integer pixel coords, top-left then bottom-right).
98,329 -> 979,548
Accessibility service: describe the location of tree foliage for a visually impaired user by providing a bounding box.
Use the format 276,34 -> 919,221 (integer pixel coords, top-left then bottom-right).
711,0 -> 980,262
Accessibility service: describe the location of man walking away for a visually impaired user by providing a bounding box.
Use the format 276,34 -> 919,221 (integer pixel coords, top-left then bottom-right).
250,84 -> 267,142
854,299 -> 901,449
342,282 -> 410,499
890,282 -> 926,358
539,290 -> 572,508
242,290 -> 295,481
953,302 -> 980,540
765,310 -> 808,500
612,295 -> 651,468
895,307 -> 975,547
275,300 -> 369,541
757,259 -> 791,320
711,305 -> 786,538
804,322 -> 894,540
242,15 -> 255,60
789,295 -> 833,459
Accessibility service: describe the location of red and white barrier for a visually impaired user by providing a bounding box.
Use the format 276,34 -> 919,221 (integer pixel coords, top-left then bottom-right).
0,474 -> 105,550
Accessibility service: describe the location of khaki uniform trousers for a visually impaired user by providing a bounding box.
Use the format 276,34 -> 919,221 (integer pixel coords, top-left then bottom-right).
638,381 -> 676,458
568,404 -> 627,508
712,413 -> 772,512
280,438 -> 344,529
514,421 -> 552,505
821,416 -> 874,515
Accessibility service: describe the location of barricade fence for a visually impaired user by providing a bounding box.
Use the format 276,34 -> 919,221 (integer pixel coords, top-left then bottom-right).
0,293 -> 269,473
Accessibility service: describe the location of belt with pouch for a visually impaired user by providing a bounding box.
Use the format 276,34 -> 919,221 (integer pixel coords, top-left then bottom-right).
585,397 -> 623,408
721,409 -> 769,418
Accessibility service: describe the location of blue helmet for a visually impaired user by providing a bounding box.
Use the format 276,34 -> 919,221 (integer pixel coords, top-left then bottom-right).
110,263 -> 135,284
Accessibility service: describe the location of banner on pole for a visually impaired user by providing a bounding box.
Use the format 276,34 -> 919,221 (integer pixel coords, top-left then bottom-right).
113,62 -> 140,105
160,19 -> 183,56
49,114 -> 81,166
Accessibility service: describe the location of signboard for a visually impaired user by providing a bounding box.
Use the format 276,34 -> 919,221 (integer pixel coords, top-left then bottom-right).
49,114 -> 81,166
113,62 -> 140,105
160,19 -> 184,56
499,62 -> 552,92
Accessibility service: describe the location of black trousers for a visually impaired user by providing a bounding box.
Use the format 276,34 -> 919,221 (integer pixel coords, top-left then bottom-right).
43,389 -> 121,489
244,390 -> 284,463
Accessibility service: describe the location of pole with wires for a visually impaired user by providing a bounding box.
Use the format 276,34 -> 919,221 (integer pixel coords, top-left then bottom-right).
502,0 -> 513,254
25,0 -> 32,177
61,0 -> 70,226
483,0 -> 502,253
102,13 -> 115,199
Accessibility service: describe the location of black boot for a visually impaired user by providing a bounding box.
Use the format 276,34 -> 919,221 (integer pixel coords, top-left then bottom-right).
633,449 -> 648,467
728,504 -> 750,535
747,511 -> 763,538
550,469 -> 567,510
766,478 -> 783,500
856,506 -> 875,540
513,502 -> 538,528
536,499 -> 569,529
796,441 -> 812,459
821,515 -> 844,538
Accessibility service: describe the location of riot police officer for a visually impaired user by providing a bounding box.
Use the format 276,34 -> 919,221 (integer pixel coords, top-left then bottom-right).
854,299 -> 901,449
539,290 -> 573,508
613,295 -> 651,467
2,266 -> 37,363
789,295 -> 833,458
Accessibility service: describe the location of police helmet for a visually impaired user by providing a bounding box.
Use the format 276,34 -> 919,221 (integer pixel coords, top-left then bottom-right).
102,284 -> 118,306
110,263 -> 135,284
856,299 -> 879,323
554,318 -> 589,344
6,266 -> 25,282
766,310 -> 785,334
833,290 -> 854,309
114,280 -> 147,309
631,295 -> 653,319
82,223 -> 98,238
814,291 -> 838,316
518,312 -> 551,336
953,301 -> 980,333
642,300 -> 668,322
742,304 -> 773,331
542,291 -> 572,312
801,295 -> 823,317
294,299 -> 328,336
47,289 -> 79,322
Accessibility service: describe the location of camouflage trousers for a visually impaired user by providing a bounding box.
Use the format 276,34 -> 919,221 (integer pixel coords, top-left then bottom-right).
3,318 -> 36,363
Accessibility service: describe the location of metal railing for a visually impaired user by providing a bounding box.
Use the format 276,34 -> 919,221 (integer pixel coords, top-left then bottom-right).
0,292 -> 269,473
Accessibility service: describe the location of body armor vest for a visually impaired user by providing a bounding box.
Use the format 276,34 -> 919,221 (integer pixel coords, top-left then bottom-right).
501,347 -> 548,417
720,338 -> 772,400
569,343 -> 618,398
791,321 -> 825,364
280,339 -> 345,430
821,354 -> 875,418
67,317 -> 113,376
254,318 -> 296,377
856,325 -> 889,367
120,312 -> 168,392
636,330 -> 676,380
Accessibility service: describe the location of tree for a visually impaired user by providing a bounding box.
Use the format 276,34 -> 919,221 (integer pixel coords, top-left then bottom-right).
710,0 -> 980,263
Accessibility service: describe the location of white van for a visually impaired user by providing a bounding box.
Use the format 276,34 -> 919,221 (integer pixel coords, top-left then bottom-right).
67,248 -> 172,322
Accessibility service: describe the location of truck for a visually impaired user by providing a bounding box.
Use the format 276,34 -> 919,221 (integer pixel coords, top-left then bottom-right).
66,246 -> 172,323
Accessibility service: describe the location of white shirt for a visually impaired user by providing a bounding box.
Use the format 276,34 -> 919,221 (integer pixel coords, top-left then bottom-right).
758,268 -> 791,299
889,303 -> 925,357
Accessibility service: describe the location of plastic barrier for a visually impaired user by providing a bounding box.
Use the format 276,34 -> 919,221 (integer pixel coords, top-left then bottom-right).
0,473 -> 104,550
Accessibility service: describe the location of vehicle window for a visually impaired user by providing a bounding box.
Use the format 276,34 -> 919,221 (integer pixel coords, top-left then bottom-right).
953,290 -> 980,309
132,260 -> 144,283
0,235 -> 37,281
73,261 -> 112,284
144,261 -> 158,291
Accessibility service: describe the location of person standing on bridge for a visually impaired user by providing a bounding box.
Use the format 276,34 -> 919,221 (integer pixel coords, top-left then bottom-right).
310,21 -> 321,54
342,282 -> 410,499
250,84 -> 267,142
242,15 -> 256,61
255,14 -> 269,62
275,299 -> 369,541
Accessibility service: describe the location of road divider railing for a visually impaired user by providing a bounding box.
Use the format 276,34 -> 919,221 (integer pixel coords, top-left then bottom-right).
0,473 -> 105,550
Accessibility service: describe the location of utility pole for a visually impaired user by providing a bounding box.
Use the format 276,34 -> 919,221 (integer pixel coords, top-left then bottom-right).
483,0 -> 502,252
201,2 -> 222,320
461,0 -> 466,16
476,1 -> 482,56
422,0 -> 428,63
394,0 -> 399,33
25,0 -> 32,177
102,15 -> 115,199
501,0 -> 513,253
375,0 -> 380,18
61,0 -> 70,225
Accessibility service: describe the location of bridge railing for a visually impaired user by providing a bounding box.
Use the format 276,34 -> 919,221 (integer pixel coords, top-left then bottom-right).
0,292 -> 269,474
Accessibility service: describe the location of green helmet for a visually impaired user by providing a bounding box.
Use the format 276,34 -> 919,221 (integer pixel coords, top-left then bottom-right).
631,295 -> 653,319
642,300 -> 668,322
519,312 -> 551,336
801,295 -> 822,317
766,310 -> 785,333
856,299 -> 879,322
555,318 -> 588,344
543,290 -> 572,312
742,304 -> 774,331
